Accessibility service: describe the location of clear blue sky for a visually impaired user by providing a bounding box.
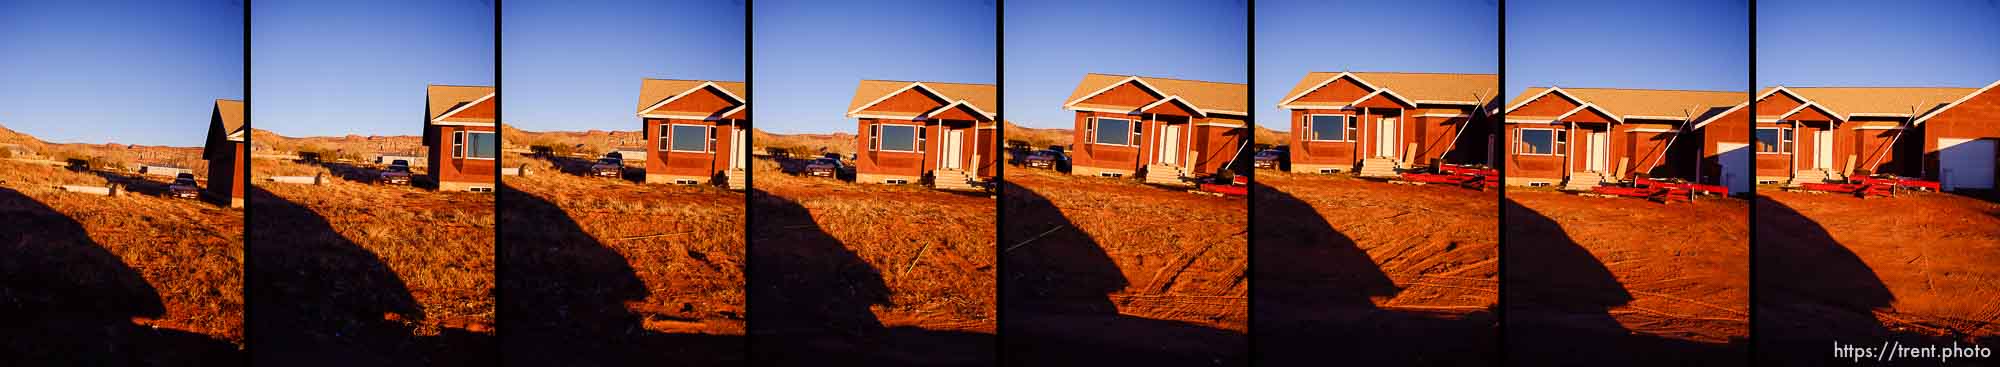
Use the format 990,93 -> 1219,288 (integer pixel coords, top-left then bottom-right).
753,0 -> 995,134
1255,0 -> 1495,131
253,0 -> 494,137
503,0 -> 743,133
0,0 -> 243,147
1506,0 -> 1748,96
1758,0 -> 2000,89
1006,0 -> 1247,129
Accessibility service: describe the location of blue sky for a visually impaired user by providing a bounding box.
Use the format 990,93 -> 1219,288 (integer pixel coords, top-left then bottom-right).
753,0 -> 995,134
504,0 -> 743,133
1256,0 -> 1495,130
1758,0 -> 2000,88
0,0 -> 243,147
1006,0 -> 1247,129
1506,0 -> 1748,96
253,0 -> 493,137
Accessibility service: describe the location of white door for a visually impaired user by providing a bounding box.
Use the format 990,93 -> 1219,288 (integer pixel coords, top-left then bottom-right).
1939,138 -> 1995,190
730,127 -> 746,170
1161,124 -> 1181,165
1588,131 -> 1608,172
942,129 -> 964,170
1376,118 -> 1396,158
1717,142 -> 1749,194
1815,130 -> 1834,170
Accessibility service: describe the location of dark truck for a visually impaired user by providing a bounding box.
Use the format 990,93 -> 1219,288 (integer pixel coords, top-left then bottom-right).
166,173 -> 201,199
378,159 -> 413,185
590,156 -> 624,178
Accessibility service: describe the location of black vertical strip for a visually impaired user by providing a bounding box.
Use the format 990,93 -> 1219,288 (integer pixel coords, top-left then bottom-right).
1242,0 -> 1255,362
741,0 -> 754,363
490,0 -> 503,362
1495,0 -> 1507,366
992,0 -> 1005,364
1744,0 -> 1756,365
240,0 -> 252,364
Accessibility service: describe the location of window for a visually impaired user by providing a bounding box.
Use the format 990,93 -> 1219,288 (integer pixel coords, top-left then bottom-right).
1093,117 -> 1134,146
1518,129 -> 1557,155
877,124 -> 918,152
1756,127 -> 1794,154
670,124 -> 709,152
464,131 -> 496,159
1306,115 -> 1352,142
452,131 -> 464,159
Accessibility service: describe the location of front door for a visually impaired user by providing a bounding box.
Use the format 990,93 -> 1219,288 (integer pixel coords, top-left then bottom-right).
942,129 -> 964,170
1376,117 -> 1396,158
1588,131 -> 1608,172
1161,124 -> 1182,165
729,126 -> 746,170
1814,129 -> 1834,170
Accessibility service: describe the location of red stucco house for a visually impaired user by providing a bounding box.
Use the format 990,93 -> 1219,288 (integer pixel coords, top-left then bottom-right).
204,99 -> 245,207
1502,87 -> 1749,193
846,80 -> 997,190
1753,81 -> 2000,191
1276,71 -> 1498,177
637,79 -> 748,189
423,85 -> 497,192
1063,74 -> 1250,186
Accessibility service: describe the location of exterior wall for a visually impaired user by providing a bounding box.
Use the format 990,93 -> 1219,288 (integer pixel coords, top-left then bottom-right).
1919,86 -> 2000,183
426,124 -> 496,190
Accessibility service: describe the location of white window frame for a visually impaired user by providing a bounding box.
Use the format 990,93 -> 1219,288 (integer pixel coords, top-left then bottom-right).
875,124 -> 920,153
1516,128 -> 1561,156
461,130 -> 497,160
1303,114 -> 1355,142
1756,127 -> 1794,154
668,124 -> 712,153
1090,117 -> 1137,147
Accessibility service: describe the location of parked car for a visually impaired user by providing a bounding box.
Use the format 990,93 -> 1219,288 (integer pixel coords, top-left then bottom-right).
590,156 -> 624,178
1253,148 -> 1287,170
804,157 -> 846,178
1022,149 -> 1067,170
167,173 -> 201,199
378,159 -> 413,185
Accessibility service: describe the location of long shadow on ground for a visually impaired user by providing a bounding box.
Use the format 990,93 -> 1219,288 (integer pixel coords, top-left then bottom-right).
499,184 -> 743,366
1251,182 -> 1495,366
1001,182 -> 1245,366
749,188 -> 994,366
1504,198 -> 1745,366
0,187 -> 241,365
246,186 -> 491,366
1753,195 -> 1999,366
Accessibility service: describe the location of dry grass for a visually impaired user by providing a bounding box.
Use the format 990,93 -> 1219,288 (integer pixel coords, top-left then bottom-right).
751,157 -> 996,331
0,160 -> 244,343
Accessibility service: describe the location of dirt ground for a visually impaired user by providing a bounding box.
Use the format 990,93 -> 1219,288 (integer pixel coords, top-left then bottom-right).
749,156 -> 996,366
498,155 -> 745,366
0,160 -> 244,365
1756,189 -> 2000,366
247,159 -> 496,365
1252,171 -> 1497,365
1505,188 -> 1749,366
1002,167 -> 1247,366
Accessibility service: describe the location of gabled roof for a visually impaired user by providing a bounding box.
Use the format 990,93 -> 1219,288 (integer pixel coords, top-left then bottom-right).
636,79 -> 747,114
1279,71 -> 1497,108
427,84 -> 495,123
846,80 -> 996,119
1064,73 -> 1247,115
214,99 -> 245,140
1507,87 -> 1742,122
1760,85 -> 1979,122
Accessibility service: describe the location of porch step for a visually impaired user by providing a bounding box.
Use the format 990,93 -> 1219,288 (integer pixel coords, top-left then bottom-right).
1787,170 -> 1831,187
1562,172 -> 1605,191
1357,158 -> 1400,178
1144,164 -> 1189,186
932,169 -> 979,191
722,169 -> 747,190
